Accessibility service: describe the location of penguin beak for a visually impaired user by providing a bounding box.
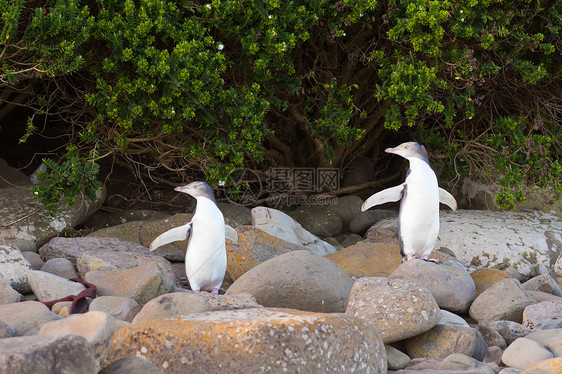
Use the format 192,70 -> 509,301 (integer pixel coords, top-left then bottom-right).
174,184 -> 194,197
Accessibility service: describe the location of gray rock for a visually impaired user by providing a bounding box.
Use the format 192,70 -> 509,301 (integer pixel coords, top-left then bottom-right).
522,273 -> 562,296
498,369 -> 523,374
389,259 -> 476,314
226,250 -> 354,313
556,251 -> 562,277
217,202 -> 252,227
438,310 -> 469,327
405,325 -> 488,361
469,278 -> 536,323
83,209 -> 171,229
0,241 -> 32,293
0,334 -> 97,374
40,258 -> 78,279
185,292 -> 262,311
132,292 -> 212,324
0,186 -> 105,250
85,261 -> 174,305
483,345 -> 504,366
106,308 -> 388,373
0,274 -> 21,305
477,321 -> 507,349
100,356 -> 164,374
385,344 -> 411,370
501,337 -> 554,370
21,251 -> 44,270
325,195 -> 364,227
89,296 -> 139,321
522,300 -> 562,331
39,311 -> 116,371
340,233 -> 363,248
26,270 -> 85,302
0,301 -> 60,335
438,353 -> 495,373
527,290 -> 562,302
251,206 -> 337,255
488,320 -> 531,345
350,209 -> 397,236
286,205 -> 343,237
0,159 -> 32,187
0,320 -> 15,338
525,328 -> 562,356
345,277 -> 441,343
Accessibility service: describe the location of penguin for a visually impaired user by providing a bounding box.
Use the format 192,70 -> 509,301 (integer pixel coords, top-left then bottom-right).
149,181 -> 227,294
361,142 -> 457,262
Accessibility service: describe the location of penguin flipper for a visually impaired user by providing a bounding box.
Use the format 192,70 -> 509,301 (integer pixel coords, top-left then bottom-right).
439,188 -> 458,211
361,184 -> 405,211
149,222 -> 192,251
225,224 -> 238,244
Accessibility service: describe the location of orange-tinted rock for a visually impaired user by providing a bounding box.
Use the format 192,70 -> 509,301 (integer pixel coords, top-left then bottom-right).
470,268 -> 509,296
225,226 -> 304,282
105,308 -> 387,373
325,243 -> 402,277
522,357 -> 562,373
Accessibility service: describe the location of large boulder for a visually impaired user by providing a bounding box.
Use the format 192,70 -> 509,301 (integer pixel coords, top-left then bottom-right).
370,210 -> 561,276
0,241 -> 32,293
0,186 -> 105,251
105,308 -> 387,373
325,242 -> 402,278
226,250 -> 354,313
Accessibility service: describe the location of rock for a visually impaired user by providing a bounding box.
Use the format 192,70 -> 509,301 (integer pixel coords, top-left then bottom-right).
488,321 -> 531,345
401,357 -> 444,370
556,252 -> 562,277
0,334 -> 97,374
437,210 -> 561,276
85,261 -> 174,305
250,206 -> 337,255
0,159 -> 32,187
39,237 -> 179,285
40,258 -> 79,279
216,202 -> 253,227
225,226 -> 305,282
385,344 -> 411,370
26,270 -> 86,302
499,369 -> 523,374
522,300 -> 562,331
469,278 -> 536,323
522,273 -> 562,296
477,321 -> 507,349
438,353 -> 495,373
405,325 -> 488,361
389,259 -> 476,314
325,242 -> 402,277
525,328 -> 562,356
89,296 -> 139,321
527,290 -> 562,302
340,233 -> 363,248
470,268 -> 510,296
438,310 -> 470,327
131,292 -> 212,324
345,277 -> 441,343
21,251 -> 44,270
0,274 -> 21,304
39,311 -> 116,370
325,195 -> 364,228
99,356 -> 164,374
522,357 -> 562,374
502,338 -> 554,370
0,320 -> 14,338
0,186 -> 105,250
77,250 -> 178,285
0,241 -> 32,293
226,250 -> 353,313
106,308 -> 387,373
350,209 -> 397,236
0,301 -> 60,335
182,292 -> 262,312
483,345 -> 504,366
286,205 -> 343,237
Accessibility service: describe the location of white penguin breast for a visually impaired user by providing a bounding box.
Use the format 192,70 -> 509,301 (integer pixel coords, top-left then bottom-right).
185,197 -> 226,287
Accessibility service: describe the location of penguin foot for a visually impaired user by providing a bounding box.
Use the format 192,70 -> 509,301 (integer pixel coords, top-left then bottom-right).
421,257 -> 440,264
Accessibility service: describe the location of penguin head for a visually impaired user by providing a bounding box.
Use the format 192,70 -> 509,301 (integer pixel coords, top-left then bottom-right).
385,142 -> 429,163
174,181 -> 216,203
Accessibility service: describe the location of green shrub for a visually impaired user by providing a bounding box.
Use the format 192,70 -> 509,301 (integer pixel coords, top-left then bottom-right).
1,0 -> 560,212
